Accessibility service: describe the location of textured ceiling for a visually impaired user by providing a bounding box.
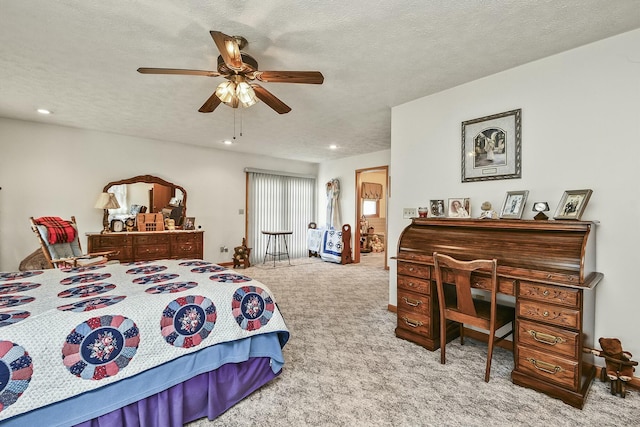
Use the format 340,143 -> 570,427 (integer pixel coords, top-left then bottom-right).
1,1 -> 639,163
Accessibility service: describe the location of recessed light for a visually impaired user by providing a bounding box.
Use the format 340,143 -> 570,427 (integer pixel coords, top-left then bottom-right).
222,140 -> 233,145
36,109 -> 52,115
329,144 -> 337,150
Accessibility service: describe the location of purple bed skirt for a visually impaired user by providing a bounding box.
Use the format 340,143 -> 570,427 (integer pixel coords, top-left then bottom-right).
74,357 -> 278,427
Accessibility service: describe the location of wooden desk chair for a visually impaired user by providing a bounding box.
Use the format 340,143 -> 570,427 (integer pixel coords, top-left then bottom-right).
31,216 -> 117,269
433,252 -> 515,382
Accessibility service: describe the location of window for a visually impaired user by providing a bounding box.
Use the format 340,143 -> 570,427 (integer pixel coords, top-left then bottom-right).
247,171 -> 316,263
363,199 -> 379,217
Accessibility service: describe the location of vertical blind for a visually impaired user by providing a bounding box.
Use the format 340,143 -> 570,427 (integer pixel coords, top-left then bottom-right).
247,172 -> 316,264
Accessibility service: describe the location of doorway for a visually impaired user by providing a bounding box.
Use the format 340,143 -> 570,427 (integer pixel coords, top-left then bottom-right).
355,166 -> 389,269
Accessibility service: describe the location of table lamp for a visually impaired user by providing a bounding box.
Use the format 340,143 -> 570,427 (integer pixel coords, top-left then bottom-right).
95,192 -> 120,233
532,202 -> 550,220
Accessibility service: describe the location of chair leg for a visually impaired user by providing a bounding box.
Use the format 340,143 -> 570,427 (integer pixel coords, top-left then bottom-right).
459,323 -> 465,346
485,331 -> 496,382
440,320 -> 447,365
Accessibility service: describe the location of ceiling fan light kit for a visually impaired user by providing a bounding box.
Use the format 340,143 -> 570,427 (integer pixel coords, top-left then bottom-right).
138,30 -> 324,114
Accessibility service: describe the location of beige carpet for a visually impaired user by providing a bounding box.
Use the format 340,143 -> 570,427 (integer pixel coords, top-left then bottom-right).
189,255 -> 639,426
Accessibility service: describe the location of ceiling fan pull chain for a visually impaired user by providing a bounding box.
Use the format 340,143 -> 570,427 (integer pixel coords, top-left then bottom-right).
240,108 -> 243,137
233,109 -> 237,140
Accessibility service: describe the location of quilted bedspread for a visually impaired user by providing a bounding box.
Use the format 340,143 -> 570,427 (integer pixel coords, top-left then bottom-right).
0,259 -> 289,421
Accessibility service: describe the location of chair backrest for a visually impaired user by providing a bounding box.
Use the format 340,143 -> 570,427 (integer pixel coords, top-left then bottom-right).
30,216 -> 84,268
433,252 -> 498,324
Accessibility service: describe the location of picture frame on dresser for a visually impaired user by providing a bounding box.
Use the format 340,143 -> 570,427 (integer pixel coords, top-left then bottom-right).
500,190 -> 529,219
461,109 -> 522,183
447,198 -> 470,218
429,199 -> 446,217
553,189 -> 593,220
183,217 -> 196,230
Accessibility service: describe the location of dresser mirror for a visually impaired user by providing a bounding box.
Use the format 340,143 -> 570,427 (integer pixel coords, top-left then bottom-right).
102,175 -> 187,227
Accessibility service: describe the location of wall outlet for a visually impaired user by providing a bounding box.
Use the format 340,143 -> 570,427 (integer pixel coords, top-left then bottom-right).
403,207 -> 417,219
238,208 -> 244,215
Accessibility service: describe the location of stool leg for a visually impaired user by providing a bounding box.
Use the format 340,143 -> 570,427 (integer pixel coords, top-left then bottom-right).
282,234 -> 291,265
263,236 -> 272,265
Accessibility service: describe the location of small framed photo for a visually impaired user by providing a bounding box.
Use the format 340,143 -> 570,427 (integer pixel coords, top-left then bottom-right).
183,217 -> 196,230
500,190 -> 529,219
429,199 -> 446,217
554,190 -> 593,220
448,198 -> 470,218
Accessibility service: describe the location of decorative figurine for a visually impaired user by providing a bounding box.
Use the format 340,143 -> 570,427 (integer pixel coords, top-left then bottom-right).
232,238 -> 252,269
478,201 -> 498,219
589,337 -> 638,397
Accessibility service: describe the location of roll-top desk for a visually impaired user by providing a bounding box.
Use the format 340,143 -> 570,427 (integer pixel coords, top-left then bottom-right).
87,230 -> 204,262
395,218 -> 602,408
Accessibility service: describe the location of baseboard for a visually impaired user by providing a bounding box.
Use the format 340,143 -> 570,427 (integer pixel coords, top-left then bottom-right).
218,261 -> 234,267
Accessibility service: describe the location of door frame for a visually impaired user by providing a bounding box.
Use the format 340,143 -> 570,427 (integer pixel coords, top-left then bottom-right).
354,165 -> 389,269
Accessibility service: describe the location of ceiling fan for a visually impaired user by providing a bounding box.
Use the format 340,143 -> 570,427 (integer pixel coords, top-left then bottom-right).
137,31 -> 324,114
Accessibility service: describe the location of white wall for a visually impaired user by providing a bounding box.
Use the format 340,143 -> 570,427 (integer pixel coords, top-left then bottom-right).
317,150 -> 391,231
389,30 -> 640,354
0,118 -> 317,269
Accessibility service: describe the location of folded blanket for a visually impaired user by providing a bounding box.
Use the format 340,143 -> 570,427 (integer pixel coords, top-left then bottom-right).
34,216 -> 77,244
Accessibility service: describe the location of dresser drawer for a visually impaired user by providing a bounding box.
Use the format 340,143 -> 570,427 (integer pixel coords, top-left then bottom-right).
517,300 -> 581,330
90,234 -> 132,248
133,234 -> 170,245
517,319 -> 579,359
134,245 -> 171,260
516,346 -> 579,390
397,308 -> 431,336
518,282 -> 579,308
398,289 -> 430,315
398,275 -> 431,295
397,262 -> 430,279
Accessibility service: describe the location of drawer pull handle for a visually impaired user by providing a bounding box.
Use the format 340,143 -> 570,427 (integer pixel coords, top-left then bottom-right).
543,311 -> 549,317
408,267 -> 414,272
402,297 -> 422,307
401,317 -> 423,328
526,357 -> 564,375
407,282 -> 415,287
543,290 -> 550,296
528,330 -> 566,345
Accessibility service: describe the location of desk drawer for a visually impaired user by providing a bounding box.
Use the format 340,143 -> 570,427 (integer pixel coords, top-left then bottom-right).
397,275 -> 431,295
517,319 -> 579,359
518,282 -> 579,309
397,262 -> 430,279
517,300 -> 580,330
516,346 -> 578,390
469,274 -> 516,296
398,289 -> 430,315
397,308 -> 430,336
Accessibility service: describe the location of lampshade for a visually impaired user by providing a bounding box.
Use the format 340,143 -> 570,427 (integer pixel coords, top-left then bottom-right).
94,192 -> 120,210
215,76 -> 257,108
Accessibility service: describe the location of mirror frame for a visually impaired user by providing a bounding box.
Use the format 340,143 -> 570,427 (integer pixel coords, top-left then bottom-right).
102,175 -> 187,227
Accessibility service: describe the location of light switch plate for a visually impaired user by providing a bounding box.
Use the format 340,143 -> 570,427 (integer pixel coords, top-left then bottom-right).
403,208 -> 417,219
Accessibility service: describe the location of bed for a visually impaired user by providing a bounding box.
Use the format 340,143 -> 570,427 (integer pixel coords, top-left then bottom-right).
306,223 -> 352,264
0,259 -> 289,426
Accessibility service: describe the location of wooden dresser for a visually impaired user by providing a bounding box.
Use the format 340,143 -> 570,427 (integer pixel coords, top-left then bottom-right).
87,230 -> 204,262
395,218 -> 602,408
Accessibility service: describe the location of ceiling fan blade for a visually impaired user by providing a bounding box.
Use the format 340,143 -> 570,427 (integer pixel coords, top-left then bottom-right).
137,67 -> 221,77
252,85 -> 292,114
210,31 -> 243,71
198,93 -> 222,113
255,71 -> 324,84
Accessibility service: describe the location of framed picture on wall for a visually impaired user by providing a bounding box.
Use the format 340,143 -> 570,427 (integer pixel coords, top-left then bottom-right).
500,190 -> 529,219
447,198 -> 471,218
461,109 -> 522,183
553,189 -> 592,220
